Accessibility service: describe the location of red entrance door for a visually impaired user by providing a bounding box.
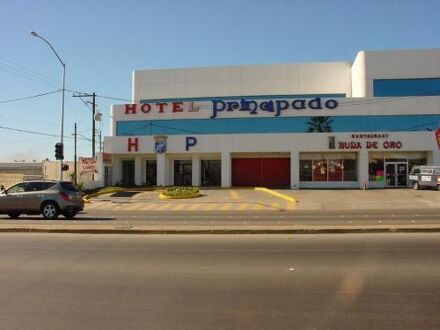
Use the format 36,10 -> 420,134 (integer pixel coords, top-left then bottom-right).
232,158 -> 290,187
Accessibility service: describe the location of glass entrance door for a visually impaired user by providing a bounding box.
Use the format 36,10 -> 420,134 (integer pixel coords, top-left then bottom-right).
385,162 -> 407,187
122,160 -> 135,186
174,160 -> 192,186
145,160 -> 157,186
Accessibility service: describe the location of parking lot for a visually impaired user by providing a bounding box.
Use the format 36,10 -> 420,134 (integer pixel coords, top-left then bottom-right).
85,188 -> 440,212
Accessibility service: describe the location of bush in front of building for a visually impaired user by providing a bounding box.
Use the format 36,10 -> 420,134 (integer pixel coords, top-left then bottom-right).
160,186 -> 201,199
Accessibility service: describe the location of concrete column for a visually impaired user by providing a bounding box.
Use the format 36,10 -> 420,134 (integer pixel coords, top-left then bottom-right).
192,154 -> 201,186
112,156 -> 120,185
358,150 -> 369,189
134,156 -> 142,186
429,149 -> 440,165
290,150 -> 300,189
157,153 -> 166,187
221,152 -> 231,188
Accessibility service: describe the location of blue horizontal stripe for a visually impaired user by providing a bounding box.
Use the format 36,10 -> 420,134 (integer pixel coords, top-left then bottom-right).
374,78 -> 440,97
116,115 -> 440,136
140,93 -> 346,104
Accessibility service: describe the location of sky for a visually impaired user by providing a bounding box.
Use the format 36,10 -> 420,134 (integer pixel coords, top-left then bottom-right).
1,0 -> 439,162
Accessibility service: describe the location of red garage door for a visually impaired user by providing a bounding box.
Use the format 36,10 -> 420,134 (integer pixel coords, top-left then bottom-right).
232,158 -> 290,187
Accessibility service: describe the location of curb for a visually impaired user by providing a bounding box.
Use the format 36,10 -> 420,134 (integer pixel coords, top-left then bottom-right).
1,226 -> 440,235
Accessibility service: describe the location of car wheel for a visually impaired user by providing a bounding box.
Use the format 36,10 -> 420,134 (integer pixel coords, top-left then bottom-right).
7,212 -> 21,219
63,210 -> 77,219
41,202 -> 60,220
437,185 -> 440,191
413,182 -> 419,190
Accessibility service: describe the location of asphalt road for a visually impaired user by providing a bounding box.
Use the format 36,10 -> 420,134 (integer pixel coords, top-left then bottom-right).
0,233 -> 439,329
1,208 -> 440,228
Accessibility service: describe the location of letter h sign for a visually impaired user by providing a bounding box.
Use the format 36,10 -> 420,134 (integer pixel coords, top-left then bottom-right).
128,137 -> 139,152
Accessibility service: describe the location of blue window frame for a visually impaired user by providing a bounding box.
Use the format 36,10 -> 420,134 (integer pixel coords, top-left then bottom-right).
373,78 -> 440,97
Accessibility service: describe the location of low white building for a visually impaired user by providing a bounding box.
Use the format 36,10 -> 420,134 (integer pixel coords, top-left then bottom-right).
98,49 -> 440,189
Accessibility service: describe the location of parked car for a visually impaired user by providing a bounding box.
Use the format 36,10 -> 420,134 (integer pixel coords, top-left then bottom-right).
0,180 -> 84,219
408,165 -> 440,190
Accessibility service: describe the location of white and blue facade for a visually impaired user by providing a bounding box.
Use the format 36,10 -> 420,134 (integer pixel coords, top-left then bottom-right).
100,49 -> 440,189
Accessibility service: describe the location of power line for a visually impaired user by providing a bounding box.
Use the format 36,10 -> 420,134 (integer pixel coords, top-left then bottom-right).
95,94 -> 131,102
0,125 -> 58,137
0,90 -> 60,104
0,125 -> 92,141
0,55 -> 58,85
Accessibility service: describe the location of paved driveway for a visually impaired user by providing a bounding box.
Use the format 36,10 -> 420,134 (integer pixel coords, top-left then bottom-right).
85,188 -> 440,212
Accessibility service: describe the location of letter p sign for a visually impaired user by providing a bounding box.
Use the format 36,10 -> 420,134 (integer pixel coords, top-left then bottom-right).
185,136 -> 197,151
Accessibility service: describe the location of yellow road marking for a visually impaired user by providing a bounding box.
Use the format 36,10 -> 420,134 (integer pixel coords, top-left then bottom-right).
270,202 -> 280,210
254,187 -> 296,203
140,204 -> 156,211
204,203 -> 216,211
156,204 -> 171,211
238,203 -> 247,211
188,204 -> 199,211
221,203 -> 232,211
285,202 -> 296,210
172,203 -> 187,211
229,190 -> 240,199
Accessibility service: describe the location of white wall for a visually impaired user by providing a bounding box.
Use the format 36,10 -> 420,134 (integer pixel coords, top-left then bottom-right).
105,131 -> 436,155
351,51 -> 366,97
359,49 -> 440,97
132,62 -> 352,102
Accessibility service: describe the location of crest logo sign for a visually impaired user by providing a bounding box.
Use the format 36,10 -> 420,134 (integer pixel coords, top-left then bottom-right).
154,135 -> 168,154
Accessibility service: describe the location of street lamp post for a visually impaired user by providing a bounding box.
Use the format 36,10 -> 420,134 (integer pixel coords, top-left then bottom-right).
30,31 -> 65,180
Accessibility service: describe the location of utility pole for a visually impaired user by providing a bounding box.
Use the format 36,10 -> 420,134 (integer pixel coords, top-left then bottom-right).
72,92 -> 96,157
92,92 -> 96,157
99,130 -> 103,153
74,123 -> 77,185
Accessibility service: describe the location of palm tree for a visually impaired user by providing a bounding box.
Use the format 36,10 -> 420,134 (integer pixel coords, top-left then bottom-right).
306,116 -> 333,132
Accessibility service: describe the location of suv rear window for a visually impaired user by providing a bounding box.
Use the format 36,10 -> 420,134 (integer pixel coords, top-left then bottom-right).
59,182 -> 79,192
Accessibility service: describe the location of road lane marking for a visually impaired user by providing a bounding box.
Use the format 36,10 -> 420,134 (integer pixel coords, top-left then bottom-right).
254,187 -> 296,203
172,203 -> 187,211
229,190 -> 240,199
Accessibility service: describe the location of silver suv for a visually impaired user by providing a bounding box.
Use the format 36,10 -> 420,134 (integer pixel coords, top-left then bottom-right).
0,180 -> 84,219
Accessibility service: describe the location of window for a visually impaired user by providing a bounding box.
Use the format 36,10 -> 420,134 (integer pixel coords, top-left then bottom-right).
299,160 -> 312,181
300,153 -> 357,182
7,183 -> 26,194
60,182 -> 79,192
25,182 -> 44,192
373,78 -> 440,97
201,160 -> 221,186
370,153 -> 427,182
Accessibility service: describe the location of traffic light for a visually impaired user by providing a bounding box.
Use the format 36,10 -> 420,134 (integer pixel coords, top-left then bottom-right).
55,142 -> 64,160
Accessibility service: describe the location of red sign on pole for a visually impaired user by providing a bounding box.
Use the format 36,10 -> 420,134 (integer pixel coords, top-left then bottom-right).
436,128 -> 440,149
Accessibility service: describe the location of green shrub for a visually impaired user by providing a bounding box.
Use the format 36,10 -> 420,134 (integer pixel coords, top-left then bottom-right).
161,186 -> 200,198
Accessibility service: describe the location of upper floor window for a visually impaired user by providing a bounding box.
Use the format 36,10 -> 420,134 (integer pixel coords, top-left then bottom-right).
373,78 -> 440,97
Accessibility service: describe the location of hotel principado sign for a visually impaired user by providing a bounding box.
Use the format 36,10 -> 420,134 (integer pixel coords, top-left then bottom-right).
123,97 -> 338,119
